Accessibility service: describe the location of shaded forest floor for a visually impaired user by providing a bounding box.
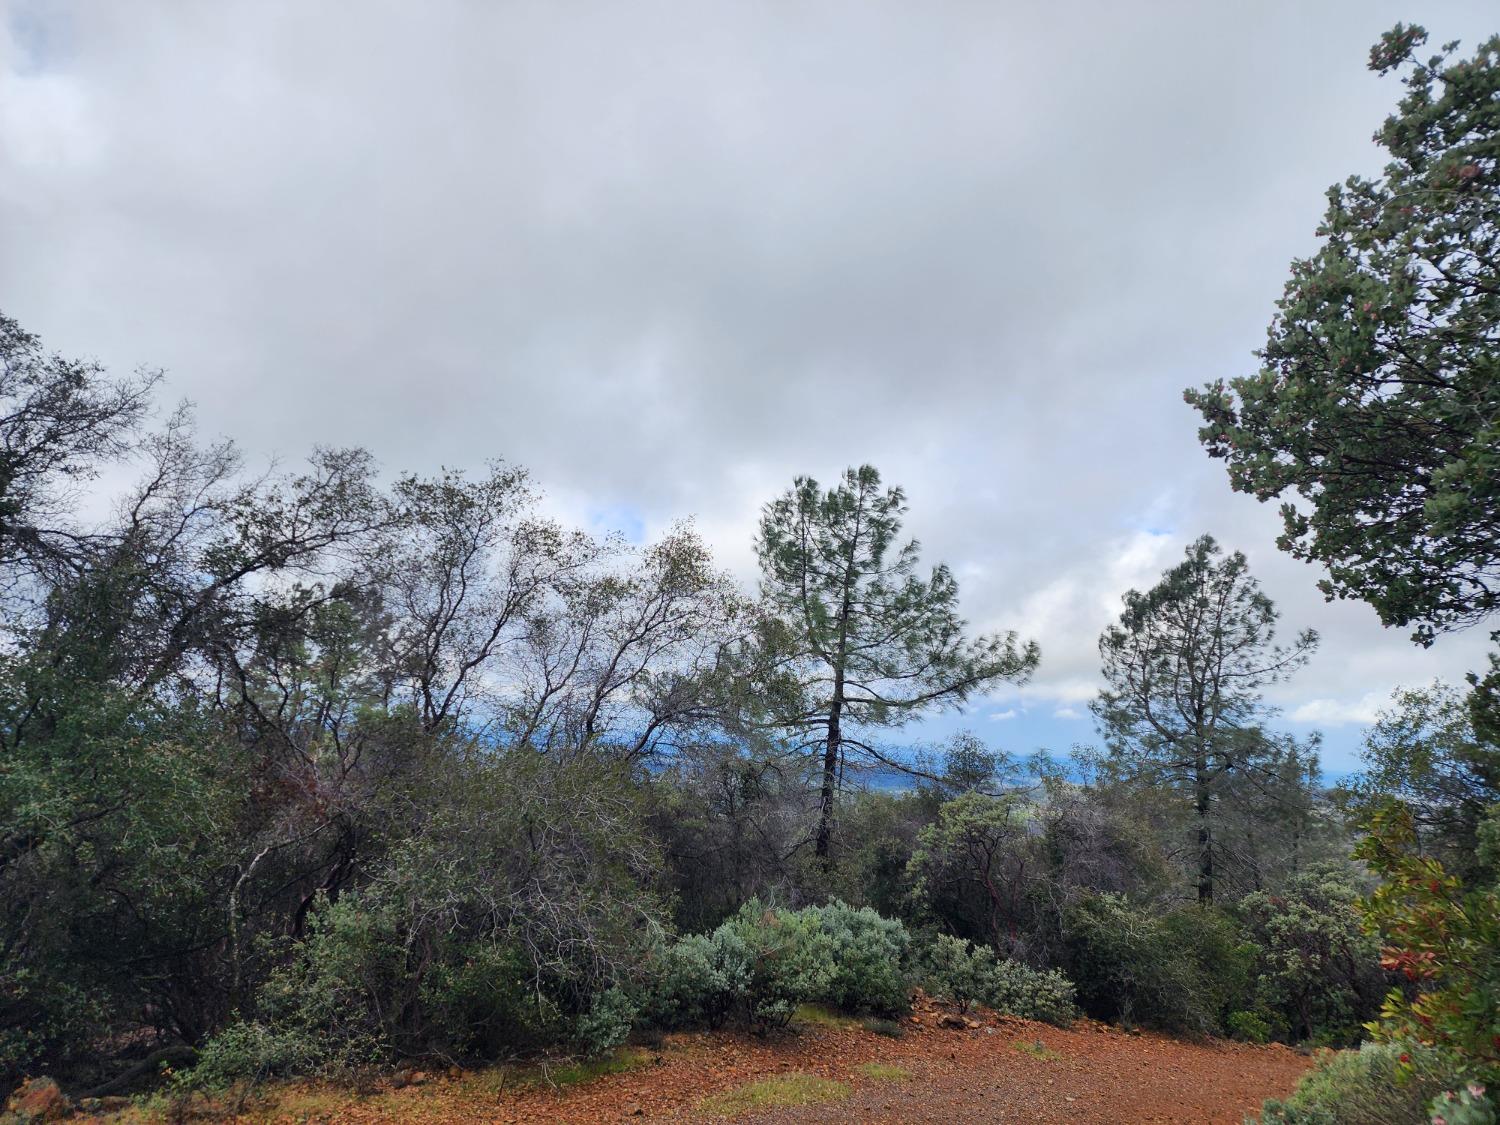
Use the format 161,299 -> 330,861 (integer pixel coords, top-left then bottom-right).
82,1000 -> 1313,1124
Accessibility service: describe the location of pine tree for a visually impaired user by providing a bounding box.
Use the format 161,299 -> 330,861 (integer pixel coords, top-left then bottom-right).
1094,535 -> 1317,902
755,465 -> 1038,861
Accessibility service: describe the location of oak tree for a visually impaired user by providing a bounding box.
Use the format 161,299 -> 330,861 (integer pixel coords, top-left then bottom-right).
1185,26 -> 1500,645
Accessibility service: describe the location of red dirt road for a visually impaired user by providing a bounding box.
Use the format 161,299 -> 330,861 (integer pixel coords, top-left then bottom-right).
227,1011 -> 1311,1124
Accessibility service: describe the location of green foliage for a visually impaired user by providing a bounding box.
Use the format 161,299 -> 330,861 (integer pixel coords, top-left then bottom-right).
251,894 -> 409,1070
640,900 -> 913,1032
174,1021 -> 325,1091
1240,867 -> 1385,1045
910,933 -> 1076,1026
572,988 -> 636,1057
754,464 -> 1039,856
0,969 -> 109,1088
1258,1041 -> 1466,1125
718,901 -> 838,1028
825,789 -> 923,920
982,957 -> 1078,1027
1094,535 -> 1318,903
911,933 -> 992,1012
645,745 -> 809,934
910,730 -> 1018,804
0,671 -> 248,1082
1227,1009 -> 1273,1044
1061,893 -> 1252,1035
908,791 -> 1036,956
1431,1083 -> 1497,1125
1185,26 -> 1500,643
809,901 -> 910,1015
420,943 -> 560,1059
174,751 -> 670,1090
639,930 -> 750,1030
1344,683 -> 1500,881
1356,803 -> 1500,1078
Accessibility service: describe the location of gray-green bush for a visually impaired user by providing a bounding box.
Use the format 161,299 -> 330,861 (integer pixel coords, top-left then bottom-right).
809,902 -> 910,1016
641,900 -> 914,1031
639,930 -> 751,1030
911,933 -> 1076,1026
1258,1042 -> 1467,1125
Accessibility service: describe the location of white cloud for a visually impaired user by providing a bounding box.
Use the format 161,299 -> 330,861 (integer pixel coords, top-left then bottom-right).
1289,692 -> 1391,726
2,0 -> 1493,784
988,709 -> 1018,722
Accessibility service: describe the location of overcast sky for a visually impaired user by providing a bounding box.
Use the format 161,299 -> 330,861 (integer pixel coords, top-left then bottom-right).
3,0 -> 1495,772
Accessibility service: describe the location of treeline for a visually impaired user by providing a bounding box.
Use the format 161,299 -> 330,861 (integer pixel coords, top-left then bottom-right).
1,308 -> 1454,1105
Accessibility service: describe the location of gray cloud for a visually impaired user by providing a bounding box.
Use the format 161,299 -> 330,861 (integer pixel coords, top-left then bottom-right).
3,0 -> 1495,767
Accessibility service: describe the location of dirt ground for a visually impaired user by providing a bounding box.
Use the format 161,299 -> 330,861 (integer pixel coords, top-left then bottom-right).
190,1004 -> 1312,1124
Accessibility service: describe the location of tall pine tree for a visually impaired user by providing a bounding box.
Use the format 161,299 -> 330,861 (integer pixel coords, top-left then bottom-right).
755,465 -> 1038,861
1093,535 -> 1318,902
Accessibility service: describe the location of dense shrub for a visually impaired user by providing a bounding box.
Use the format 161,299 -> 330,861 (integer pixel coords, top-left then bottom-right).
808,902 -> 910,1015
719,901 -> 839,1027
1227,1008 -> 1273,1044
647,749 -> 809,934
1358,803 -> 1500,1078
907,792 -> 1040,959
419,941 -> 563,1058
983,957 -> 1077,1027
176,1020 -> 326,1091
638,930 -> 751,1030
189,899 -> 580,1088
176,752 -> 668,1089
910,934 -> 991,1012
912,933 -> 1076,1026
0,683 -> 250,1087
640,900 -> 913,1031
572,988 -> 637,1057
823,791 -> 925,926
1258,1042 -> 1467,1125
1061,893 -> 1252,1034
1428,1083 -> 1497,1125
1240,867 -> 1385,1045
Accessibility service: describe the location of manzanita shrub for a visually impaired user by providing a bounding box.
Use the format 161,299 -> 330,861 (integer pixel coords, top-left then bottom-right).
1429,1082 -> 1496,1125
1355,803 -> 1500,1079
1258,1041 -> 1465,1125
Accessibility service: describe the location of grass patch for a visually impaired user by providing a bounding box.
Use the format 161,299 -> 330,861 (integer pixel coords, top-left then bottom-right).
471,1047 -> 652,1095
859,1016 -> 905,1038
249,1086 -> 380,1118
700,1073 -> 852,1116
856,1062 -> 912,1081
1014,1038 -> 1061,1061
793,1002 -> 858,1029
541,1048 -> 652,1089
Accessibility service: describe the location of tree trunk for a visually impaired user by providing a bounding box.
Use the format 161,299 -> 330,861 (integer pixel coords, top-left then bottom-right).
814,684 -> 844,862
1195,757 -> 1213,904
